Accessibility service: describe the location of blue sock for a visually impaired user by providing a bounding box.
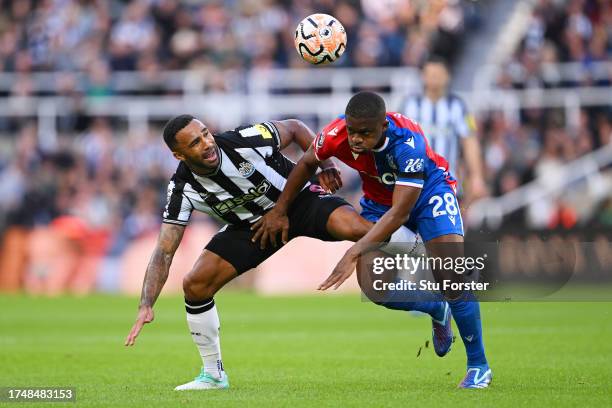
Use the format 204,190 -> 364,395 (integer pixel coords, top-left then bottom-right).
449,296 -> 487,367
378,289 -> 445,320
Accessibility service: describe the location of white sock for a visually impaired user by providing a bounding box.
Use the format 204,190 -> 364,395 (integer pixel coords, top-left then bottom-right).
185,298 -> 224,379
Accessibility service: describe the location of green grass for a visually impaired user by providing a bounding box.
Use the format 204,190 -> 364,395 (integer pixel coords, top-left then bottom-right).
1,293 -> 611,407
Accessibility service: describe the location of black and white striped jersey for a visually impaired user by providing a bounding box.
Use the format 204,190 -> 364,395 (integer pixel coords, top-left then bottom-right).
162,121 -> 301,227
400,93 -> 477,177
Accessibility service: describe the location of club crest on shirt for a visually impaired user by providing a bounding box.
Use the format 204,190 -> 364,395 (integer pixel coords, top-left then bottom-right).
238,161 -> 255,177
386,154 -> 397,170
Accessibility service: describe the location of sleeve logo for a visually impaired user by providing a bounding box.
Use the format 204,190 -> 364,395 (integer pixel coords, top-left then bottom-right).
315,132 -> 326,150
239,124 -> 272,139
404,158 -> 423,173
254,124 -> 273,139
466,114 -> 478,132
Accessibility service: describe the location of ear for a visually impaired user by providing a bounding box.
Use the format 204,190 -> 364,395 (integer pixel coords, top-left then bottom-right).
172,151 -> 184,161
382,119 -> 389,132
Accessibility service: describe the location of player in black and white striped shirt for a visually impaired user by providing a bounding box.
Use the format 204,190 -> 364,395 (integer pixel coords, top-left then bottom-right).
125,114 -> 401,390
401,57 -> 486,202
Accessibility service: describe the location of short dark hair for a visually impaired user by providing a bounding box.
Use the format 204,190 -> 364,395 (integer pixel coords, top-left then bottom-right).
345,91 -> 386,119
163,114 -> 194,150
422,55 -> 449,71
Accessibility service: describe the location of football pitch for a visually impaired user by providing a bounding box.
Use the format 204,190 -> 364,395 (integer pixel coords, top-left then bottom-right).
1,292 -> 611,407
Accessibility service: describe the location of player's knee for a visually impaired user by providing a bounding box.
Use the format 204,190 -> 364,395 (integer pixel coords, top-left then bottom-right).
182,270 -> 218,300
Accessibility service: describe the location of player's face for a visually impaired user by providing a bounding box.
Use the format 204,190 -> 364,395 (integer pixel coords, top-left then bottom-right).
173,119 -> 219,169
422,62 -> 449,93
345,115 -> 388,153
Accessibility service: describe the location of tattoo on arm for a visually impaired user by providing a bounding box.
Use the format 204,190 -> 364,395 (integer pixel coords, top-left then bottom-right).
139,223 -> 185,308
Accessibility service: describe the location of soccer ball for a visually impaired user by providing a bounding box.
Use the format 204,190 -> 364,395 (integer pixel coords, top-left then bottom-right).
294,13 -> 347,65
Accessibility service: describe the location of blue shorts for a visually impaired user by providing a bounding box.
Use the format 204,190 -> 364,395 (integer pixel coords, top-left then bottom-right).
360,184 -> 464,242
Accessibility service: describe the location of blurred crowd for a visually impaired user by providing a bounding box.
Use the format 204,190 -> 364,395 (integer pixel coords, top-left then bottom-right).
499,0 -> 611,89
480,0 -> 611,229
0,118 -> 177,293
478,107 -> 611,229
0,0 -> 471,96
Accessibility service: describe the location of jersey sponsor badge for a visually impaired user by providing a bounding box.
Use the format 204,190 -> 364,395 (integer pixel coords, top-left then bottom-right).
213,180 -> 271,215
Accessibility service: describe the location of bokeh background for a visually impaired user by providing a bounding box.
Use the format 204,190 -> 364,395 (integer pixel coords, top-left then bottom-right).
0,0 -> 610,296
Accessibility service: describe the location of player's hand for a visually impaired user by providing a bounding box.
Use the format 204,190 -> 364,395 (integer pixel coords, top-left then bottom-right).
251,208 -> 290,250
469,177 -> 488,201
318,248 -> 359,290
125,305 -> 154,346
318,167 -> 342,194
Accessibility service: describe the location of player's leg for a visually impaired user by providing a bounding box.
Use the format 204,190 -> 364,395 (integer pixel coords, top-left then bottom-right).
176,226 -> 280,391
419,189 -> 491,388
425,234 -> 490,388
325,204 -> 372,241
354,197 -> 447,320
325,202 -> 418,244
175,249 -> 236,391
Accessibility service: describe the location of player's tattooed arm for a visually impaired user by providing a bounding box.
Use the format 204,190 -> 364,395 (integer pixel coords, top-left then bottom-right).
125,223 -> 185,346
139,223 -> 185,307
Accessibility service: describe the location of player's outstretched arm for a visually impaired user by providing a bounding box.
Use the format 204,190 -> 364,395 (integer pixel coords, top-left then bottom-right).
319,185 -> 421,290
125,223 -> 185,346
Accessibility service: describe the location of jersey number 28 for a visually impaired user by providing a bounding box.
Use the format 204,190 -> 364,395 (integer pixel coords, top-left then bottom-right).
429,193 -> 458,217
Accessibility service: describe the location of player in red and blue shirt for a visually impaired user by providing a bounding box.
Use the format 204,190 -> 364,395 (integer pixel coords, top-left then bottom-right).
253,92 -> 491,389
312,108 -> 463,243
